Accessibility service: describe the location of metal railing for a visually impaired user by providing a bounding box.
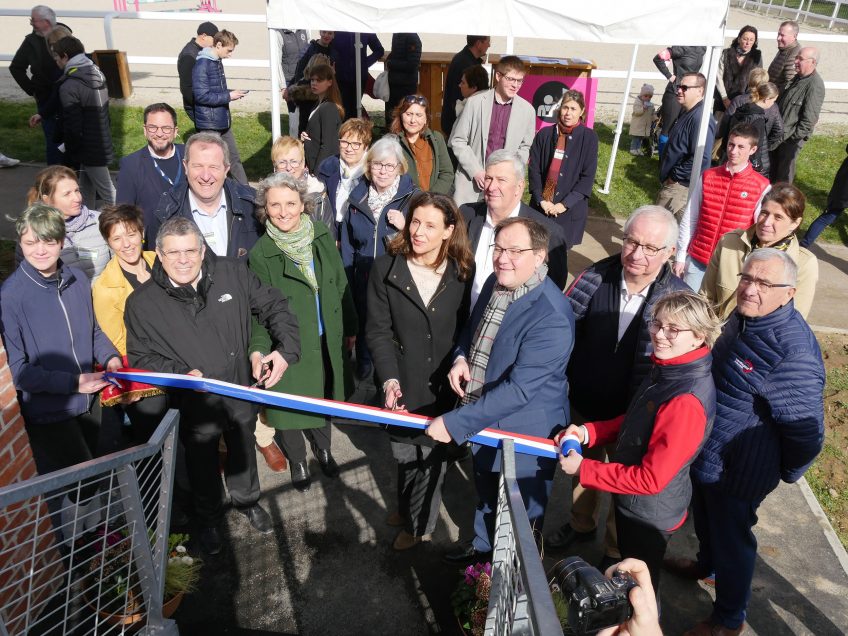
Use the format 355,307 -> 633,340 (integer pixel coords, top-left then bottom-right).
485,440 -> 563,636
734,0 -> 848,29
0,410 -> 179,636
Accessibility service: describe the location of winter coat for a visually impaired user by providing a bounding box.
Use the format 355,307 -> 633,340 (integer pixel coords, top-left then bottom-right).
659,101 -> 715,186
441,45 -> 484,138
302,174 -> 335,239
340,175 -> 418,300
125,250 -> 300,420
0,259 -> 120,425
366,254 -> 472,421
58,55 -> 113,167
653,46 -> 707,85
192,49 -> 232,131
527,123 -> 599,248
630,97 -> 656,137
149,179 -> 262,259
116,144 -> 186,228
691,302 -> 824,502
10,31 -> 58,104
777,71 -> 825,144
716,47 -> 762,103
279,29 -> 310,84
304,101 -> 342,172
768,41 -> 802,94
386,33 -> 422,94
398,129 -> 454,194
177,39 -> 202,120
316,155 -> 363,232
92,251 -> 157,355
248,222 -> 356,430
701,226 -> 818,320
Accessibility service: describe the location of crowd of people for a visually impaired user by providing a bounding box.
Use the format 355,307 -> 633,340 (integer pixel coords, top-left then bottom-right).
2,8 -> 841,635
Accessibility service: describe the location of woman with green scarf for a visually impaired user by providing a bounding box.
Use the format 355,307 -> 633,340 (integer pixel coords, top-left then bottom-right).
249,173 -> 358,492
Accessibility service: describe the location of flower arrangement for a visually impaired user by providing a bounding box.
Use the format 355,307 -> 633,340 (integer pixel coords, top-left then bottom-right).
163,533 -> 202,600
451,562 -> 492,635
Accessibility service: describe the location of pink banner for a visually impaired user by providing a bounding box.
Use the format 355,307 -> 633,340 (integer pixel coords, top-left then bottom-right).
518,75 -> 599,132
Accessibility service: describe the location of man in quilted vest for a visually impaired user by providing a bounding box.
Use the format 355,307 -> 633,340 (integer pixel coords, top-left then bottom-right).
668,249 -> 825,636
673,123 -> 770,291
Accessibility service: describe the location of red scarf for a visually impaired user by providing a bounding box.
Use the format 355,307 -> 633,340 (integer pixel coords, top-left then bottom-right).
542,123 -> 577,202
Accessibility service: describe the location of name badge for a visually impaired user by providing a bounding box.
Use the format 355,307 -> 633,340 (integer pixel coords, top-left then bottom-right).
203,231 -> 217,248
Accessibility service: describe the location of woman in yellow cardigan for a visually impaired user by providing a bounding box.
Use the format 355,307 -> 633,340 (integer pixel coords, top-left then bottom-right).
92,204 -> 167,441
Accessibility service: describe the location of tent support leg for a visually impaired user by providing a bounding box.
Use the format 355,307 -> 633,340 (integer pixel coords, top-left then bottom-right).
598,43 -> 639,195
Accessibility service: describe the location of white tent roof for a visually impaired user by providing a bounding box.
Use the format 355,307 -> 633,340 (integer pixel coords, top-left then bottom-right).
266,0 -> 729,46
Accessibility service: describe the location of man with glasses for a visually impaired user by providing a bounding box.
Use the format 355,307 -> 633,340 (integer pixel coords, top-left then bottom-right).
656,72 -> 715,221
148,131 -> 261,258
545,205 -> 689,567
772,47 -> 824,184
117,103 -> 186,231
450,56 -> 536,206
426,217 -> 575,564
125,217 -> 300,555
670,249 -> 824,636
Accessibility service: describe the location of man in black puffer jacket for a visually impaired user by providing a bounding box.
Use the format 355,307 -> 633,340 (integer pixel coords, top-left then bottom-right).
54,36 -> 115,208
545,205 -> 690,567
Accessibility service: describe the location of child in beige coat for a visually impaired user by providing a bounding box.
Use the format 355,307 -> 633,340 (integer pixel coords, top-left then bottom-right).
629,84 -> 656,156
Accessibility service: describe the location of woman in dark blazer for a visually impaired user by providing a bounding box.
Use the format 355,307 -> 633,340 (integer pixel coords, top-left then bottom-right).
301,63 -> 344,172
528,89 -> 598,249
366,191 -> 474,550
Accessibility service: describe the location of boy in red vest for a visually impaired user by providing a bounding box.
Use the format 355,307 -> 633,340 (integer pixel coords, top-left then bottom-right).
673,122 -> 771,290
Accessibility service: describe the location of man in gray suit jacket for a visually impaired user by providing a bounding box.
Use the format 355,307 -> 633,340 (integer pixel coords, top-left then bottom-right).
449,56 -> 536,206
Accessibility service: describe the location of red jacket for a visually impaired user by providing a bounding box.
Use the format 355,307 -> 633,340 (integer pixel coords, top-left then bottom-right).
688,163 -> 770,265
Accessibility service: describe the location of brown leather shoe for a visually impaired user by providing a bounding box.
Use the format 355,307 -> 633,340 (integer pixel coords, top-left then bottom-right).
392,530 -> 424,551
256,442 -> 287,472
663,556 -> 710,580
683,618 -> 747,636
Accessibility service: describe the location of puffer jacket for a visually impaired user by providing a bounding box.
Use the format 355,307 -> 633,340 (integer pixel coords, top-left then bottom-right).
768,41 -> 802,94
192,48 -> 232,131
691,302 -> 824,502
58,54 -> 113,166
10,31 -> 57,104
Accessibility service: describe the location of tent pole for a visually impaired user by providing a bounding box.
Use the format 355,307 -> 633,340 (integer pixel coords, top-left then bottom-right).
506,35 -> 514,54
269,28 -> 282,141
687,44 -> 722,215
355,33 -> 362,119
598,43 -> 639,195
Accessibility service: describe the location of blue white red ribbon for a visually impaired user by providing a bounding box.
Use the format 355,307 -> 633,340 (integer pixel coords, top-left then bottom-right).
107,370 -> 560,459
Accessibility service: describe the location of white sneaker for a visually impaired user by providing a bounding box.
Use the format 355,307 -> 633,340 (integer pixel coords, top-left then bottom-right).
0,153 -> 20,168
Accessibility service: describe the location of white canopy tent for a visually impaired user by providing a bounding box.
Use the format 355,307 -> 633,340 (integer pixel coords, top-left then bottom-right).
265,0 -> 729,198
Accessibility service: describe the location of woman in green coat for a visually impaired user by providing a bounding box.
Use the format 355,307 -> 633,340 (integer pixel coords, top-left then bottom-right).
390,95 -> 454,194
249,172 -> 357,492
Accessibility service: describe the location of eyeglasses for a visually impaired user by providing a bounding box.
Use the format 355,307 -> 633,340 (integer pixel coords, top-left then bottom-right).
491,245 -> 534,259
676,84 -> 701,93
737,273 -> 793,291
161,248 -> 202,261
339,140 -> 363,150
371,161 -> 399,173
622,237 -> 666,257
274,159 -> 302,169
498,73 -> 525,86
647,320 -> 692,340
404,95 -> 428,106
144,125 -> 176,134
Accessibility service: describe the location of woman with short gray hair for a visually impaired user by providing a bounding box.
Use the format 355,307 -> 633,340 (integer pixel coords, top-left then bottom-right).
340,134 -> 419,379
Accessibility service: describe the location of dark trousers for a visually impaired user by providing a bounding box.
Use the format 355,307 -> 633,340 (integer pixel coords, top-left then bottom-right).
471,453 -> 556,552
125,394 -> 170,443
39,112 -> 64,166
614,508 -> 672,592
660,86 -> 683,136
392,440 -> 447,537
770,139 -> 804,184
278,423 -> 332,463
339,80 -> 363,121
179,398 -> 260,526
25,403 -> 102,503
692,482 -> 761,629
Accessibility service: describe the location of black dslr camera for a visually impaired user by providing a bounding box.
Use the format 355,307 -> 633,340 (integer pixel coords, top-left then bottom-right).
551,556 -> 637,635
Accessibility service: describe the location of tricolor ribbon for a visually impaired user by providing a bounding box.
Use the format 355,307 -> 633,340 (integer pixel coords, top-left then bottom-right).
107,370 -> 560,459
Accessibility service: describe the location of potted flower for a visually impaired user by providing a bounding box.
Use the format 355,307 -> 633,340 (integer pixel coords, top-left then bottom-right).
162,533 -> 202,616
451,562 -> 492,636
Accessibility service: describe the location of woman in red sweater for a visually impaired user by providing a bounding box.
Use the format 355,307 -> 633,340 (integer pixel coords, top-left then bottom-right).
556,291 -> 722,588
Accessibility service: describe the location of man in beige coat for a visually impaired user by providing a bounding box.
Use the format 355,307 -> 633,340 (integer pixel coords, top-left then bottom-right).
449,56 -> 536,206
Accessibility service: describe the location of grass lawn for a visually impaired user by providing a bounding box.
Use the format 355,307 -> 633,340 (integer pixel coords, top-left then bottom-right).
1,100 -> 846,245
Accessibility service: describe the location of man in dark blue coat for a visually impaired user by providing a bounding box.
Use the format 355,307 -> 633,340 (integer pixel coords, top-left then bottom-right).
116,103 -> 185,231
427,217 -> 575,563
668,248 -> 824,636
148,132 -> 260,258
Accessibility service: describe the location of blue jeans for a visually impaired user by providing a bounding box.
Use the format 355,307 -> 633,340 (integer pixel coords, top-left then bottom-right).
684,258 -> 708,292
801,208 -> 843,248
40,113 -> 64,166
692,482 -> 761,629
630,136 -> 644,152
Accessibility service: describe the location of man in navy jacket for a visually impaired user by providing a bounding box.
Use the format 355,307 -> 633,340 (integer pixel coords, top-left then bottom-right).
116,103 -> 185,231
427,217 -> 575,563
670,248 -> 824,636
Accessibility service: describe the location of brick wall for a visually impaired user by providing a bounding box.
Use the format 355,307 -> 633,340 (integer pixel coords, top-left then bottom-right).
0,345 -> 63,634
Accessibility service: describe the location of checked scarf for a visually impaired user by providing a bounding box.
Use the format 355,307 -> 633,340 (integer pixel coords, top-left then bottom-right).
266,214 -> 318,293
461,264 -> 548,405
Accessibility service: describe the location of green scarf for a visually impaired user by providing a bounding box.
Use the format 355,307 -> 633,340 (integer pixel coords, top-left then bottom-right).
266,214 -> 319,292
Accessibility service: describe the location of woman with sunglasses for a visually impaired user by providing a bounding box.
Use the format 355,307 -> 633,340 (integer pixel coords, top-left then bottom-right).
557,290 -> 721,589
301,63 -> 344,173
340,136 -> 419,380
528,89 -> 599,250
702,183 -> 818,319
366,192 -> 474,550
389,94 -> 453,194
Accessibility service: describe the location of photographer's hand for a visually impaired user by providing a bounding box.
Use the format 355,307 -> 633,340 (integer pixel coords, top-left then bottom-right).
598,559 -> 662,636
